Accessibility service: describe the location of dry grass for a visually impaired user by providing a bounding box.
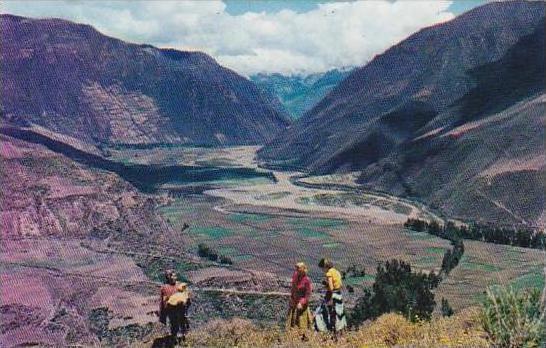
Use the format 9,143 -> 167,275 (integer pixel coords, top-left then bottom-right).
173,307 -> 488,347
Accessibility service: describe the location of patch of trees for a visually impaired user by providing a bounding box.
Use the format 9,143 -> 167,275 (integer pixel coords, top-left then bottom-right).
404,218 -> 545,250
350,259 -> 441,325
197,243 -> 233,265
440,239 -> 464,275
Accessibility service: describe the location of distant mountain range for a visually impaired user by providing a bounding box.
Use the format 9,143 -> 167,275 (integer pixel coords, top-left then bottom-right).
1,14 -> 290,146
259,1 -> 545,226
250,69 -> 352,119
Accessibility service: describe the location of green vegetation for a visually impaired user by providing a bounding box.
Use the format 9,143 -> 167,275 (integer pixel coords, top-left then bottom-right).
287,216 -> 345,228
231,254 -> 253,262
510,268 -> 544,291
198,243 -> 233,265
295,227 -> 328,239
217,246 -> 238,256
405,218 -> 546,250
297,192 -> 375,208
229,212 -> 272,224
351,259 -> 442,325
344,274 -> 375,286
157,202 -> 194,226
481,286 -> 544,347
459,255 -> 502,272
441,298 -> 454,317
190,226 -> 233,239
255,191 -> 291,200
405,220 -> 465,275
138,256 -> 194,283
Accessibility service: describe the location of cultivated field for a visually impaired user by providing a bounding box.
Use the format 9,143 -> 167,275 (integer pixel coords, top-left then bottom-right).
435,240 -> 545,310
152,146 -> 545,310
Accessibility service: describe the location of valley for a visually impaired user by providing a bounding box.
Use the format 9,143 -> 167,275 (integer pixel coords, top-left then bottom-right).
1,2 -> 545,346
111,143 -> 544,311
2,119 -> 544,347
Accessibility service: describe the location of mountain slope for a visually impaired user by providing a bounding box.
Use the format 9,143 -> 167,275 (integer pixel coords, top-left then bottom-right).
259,1 -> 544,168
358,23 -> 545,225
259,1 -> 545,225
1,14 -> 290,146
250,69 -> 351,119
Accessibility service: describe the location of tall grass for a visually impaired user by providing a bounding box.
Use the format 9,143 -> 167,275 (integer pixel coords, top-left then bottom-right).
178,308 -> 488,347
481,286 -> 544,348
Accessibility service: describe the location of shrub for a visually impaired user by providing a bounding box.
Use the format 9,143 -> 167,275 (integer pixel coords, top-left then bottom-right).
208,251 -> 218,262
481,286 -> 544,348
197,243 -> 211,257
441,298 -> 454,317
351,260 -> 439,324
220,255 -> 233,265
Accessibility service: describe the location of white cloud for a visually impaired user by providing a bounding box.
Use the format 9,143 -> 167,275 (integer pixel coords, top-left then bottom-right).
2,0 -> 455,75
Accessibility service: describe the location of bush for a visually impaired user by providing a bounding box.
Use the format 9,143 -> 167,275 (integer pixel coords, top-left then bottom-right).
481,286 -> 544,348
209,251 -> 219,262
220,255 -> 233,265
351,260 -> 439,325
441,298 -> 454,317
198,243 -> 211,257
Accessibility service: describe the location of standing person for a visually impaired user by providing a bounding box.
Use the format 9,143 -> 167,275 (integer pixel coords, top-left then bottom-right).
166,282 -> 191,344
159,269 -> 181,346
159,269 -> 178,325
287,262 -> 313,339
314,258 -> 347,336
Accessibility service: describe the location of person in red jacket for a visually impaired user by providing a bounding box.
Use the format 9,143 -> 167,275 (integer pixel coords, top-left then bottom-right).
287,262 -> 313,338
159,269 -> 178,325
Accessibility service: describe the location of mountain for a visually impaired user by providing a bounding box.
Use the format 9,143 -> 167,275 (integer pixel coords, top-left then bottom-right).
250,69 -> 352,119
1,14 -> 290,146
0,133 -> 175,241
259,1 -> 545,225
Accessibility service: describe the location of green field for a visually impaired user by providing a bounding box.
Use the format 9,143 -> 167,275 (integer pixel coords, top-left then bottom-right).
511,267 -> 544,291
189,226 -> 234,239
322,242 -> 340,249
229,212 -> 273,224
287,217 -> 346,229
295,228 -> 329,239
435,240 -> 545,310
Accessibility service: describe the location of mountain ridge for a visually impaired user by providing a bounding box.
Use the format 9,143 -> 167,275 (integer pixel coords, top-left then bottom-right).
1,14 -> 291,147
259,1 -> 545,168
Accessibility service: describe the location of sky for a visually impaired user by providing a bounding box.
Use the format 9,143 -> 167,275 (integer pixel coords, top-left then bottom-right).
2,0 -> 488,76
